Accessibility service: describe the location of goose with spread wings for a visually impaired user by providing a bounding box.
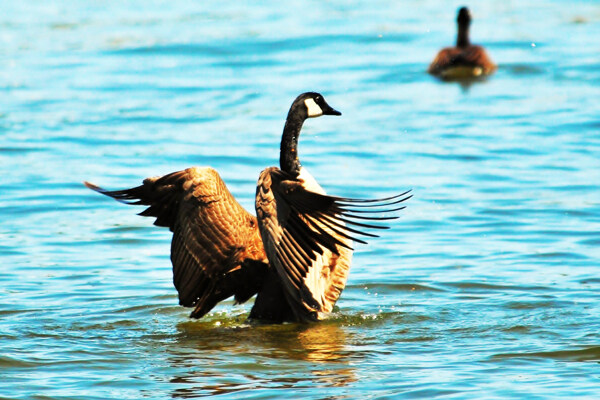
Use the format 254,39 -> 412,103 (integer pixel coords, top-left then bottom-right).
85,92 -> 411,323
428,7 -> 496,80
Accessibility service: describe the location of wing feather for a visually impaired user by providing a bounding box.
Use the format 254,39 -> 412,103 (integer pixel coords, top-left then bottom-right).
85,167 -> 268,318
255,167 -> 410,321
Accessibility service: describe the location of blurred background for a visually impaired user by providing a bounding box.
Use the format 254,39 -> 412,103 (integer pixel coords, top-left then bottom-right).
1,1 -> 599,399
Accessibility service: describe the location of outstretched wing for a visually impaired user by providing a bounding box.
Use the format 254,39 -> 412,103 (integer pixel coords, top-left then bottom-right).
255,167 -> 411,321
85,167 -> 268,318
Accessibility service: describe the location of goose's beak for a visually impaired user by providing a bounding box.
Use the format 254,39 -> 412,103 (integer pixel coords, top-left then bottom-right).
322,104 -> 342,116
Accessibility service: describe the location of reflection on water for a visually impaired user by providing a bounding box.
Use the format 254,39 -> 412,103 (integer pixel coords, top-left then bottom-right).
436,76 -> 488,93
167,320 -> 356,398
297,323 -> 351,363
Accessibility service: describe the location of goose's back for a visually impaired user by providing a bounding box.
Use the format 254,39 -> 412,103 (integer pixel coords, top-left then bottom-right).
428,45 -> 496,78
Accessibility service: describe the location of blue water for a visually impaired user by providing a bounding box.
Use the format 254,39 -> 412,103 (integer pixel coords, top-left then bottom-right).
2,1 -> 600,398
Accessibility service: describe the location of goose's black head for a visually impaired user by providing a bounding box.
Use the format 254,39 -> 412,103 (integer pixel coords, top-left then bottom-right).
280,92 -> 341,176
457,7 -> 471,27
290,92 -> 341,120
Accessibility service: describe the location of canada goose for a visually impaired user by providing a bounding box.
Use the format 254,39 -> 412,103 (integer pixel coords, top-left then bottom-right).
428,7 -> 497,80
85,92 -> 411,323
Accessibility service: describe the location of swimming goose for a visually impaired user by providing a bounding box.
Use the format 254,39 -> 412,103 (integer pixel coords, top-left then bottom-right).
85,92 -> 411,323
428,7 -> 497,79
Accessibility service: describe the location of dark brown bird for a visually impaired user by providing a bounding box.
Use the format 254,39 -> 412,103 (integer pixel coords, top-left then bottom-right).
85,92 -> 411,323
428,7 -> 497,79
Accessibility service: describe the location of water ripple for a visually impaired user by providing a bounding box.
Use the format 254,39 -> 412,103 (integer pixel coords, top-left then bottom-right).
2,1 -> 600,399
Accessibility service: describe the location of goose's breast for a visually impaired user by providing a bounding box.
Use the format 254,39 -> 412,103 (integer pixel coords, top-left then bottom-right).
297,167 -> 326,195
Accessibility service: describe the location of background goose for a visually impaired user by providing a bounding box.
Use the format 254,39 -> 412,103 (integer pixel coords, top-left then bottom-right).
85,92 -> 410,323
428,7 -> 497,80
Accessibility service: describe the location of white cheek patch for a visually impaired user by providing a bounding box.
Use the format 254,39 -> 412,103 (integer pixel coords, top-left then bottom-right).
304,98 -> 323,117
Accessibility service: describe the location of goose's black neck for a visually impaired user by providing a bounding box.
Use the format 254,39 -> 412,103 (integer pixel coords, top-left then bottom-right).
279,109 -> 306,177
456,8 -> 471,48
457,23 -> 470,48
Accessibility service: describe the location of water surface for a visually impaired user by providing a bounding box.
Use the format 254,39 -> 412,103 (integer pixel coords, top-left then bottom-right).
2,1 -> 600,398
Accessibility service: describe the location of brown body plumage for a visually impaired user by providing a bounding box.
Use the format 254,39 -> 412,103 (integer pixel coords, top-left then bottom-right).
85,92 -> 410,323
428,7 -> 496,79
